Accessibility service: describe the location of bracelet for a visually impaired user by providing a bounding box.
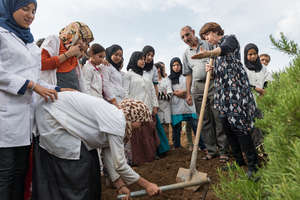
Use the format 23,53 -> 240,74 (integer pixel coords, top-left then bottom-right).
63,53 -> 69,59
30,81 -> 36,91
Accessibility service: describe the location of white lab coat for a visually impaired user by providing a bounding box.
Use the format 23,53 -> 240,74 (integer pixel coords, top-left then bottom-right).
157,77 -> 172,123
171,75 -> 196,115
245,66 -> 272,89
0,27 -> 54,147
102,64 -> 125,103
123,70 -> 159,112
82,61 -> 104,98
35,91 -> 140,184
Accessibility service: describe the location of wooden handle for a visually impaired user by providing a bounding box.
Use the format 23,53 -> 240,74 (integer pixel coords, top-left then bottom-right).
188,58 -> 214,180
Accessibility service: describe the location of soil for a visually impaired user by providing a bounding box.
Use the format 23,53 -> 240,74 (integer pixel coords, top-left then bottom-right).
102,126 -> 227,200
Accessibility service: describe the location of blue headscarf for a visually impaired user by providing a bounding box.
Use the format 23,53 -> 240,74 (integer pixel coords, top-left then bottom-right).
0,0 -> 37,44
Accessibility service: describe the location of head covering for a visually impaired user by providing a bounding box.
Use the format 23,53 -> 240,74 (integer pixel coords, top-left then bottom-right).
105,44 -> 123,71
142,45 -> 155,72
244,43 -> 263,72
59,22 -> 94,49
154,62 -> 165,78
0,0 -> 37,44
119,99 -> 152,143
127,51 -> 144,76
168,57 -> 182,85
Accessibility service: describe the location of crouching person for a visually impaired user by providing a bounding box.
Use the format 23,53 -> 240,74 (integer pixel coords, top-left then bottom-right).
33,91 -> 160,200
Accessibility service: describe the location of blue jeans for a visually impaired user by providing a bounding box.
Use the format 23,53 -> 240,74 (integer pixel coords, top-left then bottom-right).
172,117 -> 206,149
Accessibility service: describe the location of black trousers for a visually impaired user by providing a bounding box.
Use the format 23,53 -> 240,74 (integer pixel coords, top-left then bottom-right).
222,118 -> 258,171
0,146 -> 31,200
32,138 -> 101,200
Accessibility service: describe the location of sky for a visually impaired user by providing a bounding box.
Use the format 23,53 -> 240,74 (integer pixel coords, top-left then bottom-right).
31,0 -> 300,74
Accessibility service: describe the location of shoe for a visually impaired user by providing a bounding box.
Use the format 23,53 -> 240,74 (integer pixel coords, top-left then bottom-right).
219,155 -> 229,163
202,154 -> 216,160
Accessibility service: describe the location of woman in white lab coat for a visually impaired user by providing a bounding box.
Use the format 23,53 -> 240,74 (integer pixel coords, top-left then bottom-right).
0,0 -> 60,199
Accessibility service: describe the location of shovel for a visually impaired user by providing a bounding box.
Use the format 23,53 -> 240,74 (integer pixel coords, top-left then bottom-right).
176,58 -> 214,191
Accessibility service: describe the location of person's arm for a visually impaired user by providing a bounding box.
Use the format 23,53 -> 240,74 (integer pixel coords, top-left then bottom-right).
185,74 -> 193,105
41,44 -> 82,71
102,66 -> 117,103
150,82 -> 159,115
104,135 -> 160,196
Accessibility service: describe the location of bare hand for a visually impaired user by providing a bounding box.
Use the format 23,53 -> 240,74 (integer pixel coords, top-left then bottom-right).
102,59 -> 110,66
255,87 -> 265,96
152,107 -> 158,116
60,88 -> 77,92
191,47 -> 210,59
67,44 -> 82,57
118,186 -> 131,200
145,183 -> 161,196
205,63 -> 214,72
34,84 -> 58,102
186,94 -> 193,106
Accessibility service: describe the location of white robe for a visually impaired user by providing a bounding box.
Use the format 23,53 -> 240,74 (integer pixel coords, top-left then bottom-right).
35,91 -> 140,184
157,77 -> 172,123
82,61 -> 104,98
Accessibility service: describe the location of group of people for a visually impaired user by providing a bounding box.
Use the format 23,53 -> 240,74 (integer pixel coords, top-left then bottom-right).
0,0 -> 273,200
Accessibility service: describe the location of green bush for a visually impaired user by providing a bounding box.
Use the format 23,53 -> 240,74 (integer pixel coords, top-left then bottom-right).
214,51 -> 300,200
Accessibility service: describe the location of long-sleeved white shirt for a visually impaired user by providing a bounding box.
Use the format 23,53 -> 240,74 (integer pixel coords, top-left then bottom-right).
123,70 -> 159,112
0,27 -> 55,147
35,91 -> 140,184
102,64 -> 125,103
82,61 -> 104,98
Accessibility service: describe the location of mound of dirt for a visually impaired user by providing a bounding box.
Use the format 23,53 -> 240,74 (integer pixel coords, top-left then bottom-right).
102,147 -> 225,200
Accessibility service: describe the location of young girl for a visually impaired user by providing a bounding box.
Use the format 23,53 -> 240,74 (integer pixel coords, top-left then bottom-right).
155,63 -> 172,143
195,22 -> 258,177
169,57 -> 206,150
124,51 -> 160,165
102,44 -> 125,106
82,43 -> 106,98
244,43 -> 269,97
40,22 -> 93,90
142,45 -> 159,96
0,1 -> 61,199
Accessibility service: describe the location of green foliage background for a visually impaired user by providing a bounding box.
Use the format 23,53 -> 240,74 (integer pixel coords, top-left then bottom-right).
214,35 -> 300,200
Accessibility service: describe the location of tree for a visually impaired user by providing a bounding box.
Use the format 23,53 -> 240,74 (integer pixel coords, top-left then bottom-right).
270,32 -> 300,56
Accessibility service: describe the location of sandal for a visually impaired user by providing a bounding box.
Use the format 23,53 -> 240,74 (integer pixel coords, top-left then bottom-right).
219,156 -> 229,163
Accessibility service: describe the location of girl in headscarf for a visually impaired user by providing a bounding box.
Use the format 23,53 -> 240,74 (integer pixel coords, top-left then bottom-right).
102,44 -> 125,107
41,21 -> 93,90
168,57 -> 206,150
34,91 -> 160,200
123,51 -> 161,165
0,0 -> 62,199
194,22 -> 258,177
142,46 -> 170,155
244,43 -> 270,97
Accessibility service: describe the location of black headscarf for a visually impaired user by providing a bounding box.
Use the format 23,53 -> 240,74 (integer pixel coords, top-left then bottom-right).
127,51 -> 144,76
106,44 -> 123,71
168,57 -> 182,85
244,43 -> 263,72
142,45 -> 155,72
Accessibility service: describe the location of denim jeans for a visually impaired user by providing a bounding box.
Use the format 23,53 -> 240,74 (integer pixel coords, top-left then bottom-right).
172,117 -> 206,149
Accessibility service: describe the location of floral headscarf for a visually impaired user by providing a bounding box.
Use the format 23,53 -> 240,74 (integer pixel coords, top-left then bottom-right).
119,99 -> 152,143
59,21 -> 94,49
